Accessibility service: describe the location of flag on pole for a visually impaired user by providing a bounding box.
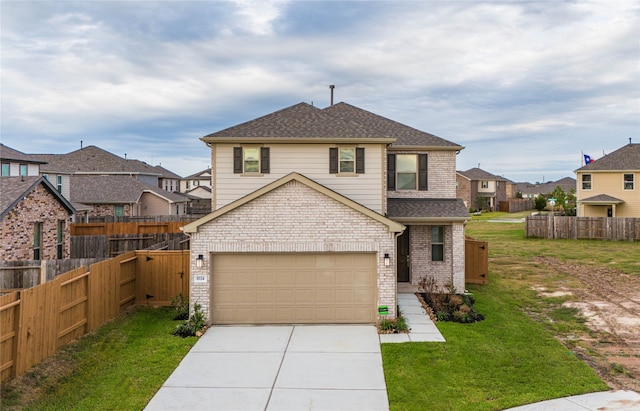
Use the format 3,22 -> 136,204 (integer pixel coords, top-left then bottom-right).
584,154 -> 594,164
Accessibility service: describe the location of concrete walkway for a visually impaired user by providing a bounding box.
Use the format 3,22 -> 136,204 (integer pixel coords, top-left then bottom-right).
380,292 -> 445,343
503,389 -> 640,410
145,325 -> 388,411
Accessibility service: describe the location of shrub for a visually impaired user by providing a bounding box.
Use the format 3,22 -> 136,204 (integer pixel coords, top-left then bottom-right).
418,276 -> 485,324
170,292 -> 189,320
173,303 -> 206,338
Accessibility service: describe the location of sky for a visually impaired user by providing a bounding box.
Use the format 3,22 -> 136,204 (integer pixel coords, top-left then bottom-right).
1,1 -> 638,183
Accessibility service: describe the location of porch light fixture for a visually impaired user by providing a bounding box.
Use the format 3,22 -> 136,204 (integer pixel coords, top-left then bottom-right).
196,254 -> 204,268
384,253 -> 390,267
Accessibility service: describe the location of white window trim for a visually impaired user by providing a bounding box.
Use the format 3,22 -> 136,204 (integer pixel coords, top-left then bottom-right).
581,174 -> 592,190
623,173 -> 634,190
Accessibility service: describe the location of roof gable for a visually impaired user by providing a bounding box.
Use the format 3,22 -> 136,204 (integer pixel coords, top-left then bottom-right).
1,176 -> 75,220
182,172 -> 404,234
457,168 -> 506,181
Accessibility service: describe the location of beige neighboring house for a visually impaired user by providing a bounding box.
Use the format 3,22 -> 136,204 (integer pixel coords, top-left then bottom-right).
183,102 -> 469,325
0,176 -> 75,261
70,175 -> 189,219
516,177 -> 576,199
575,143 -> 639,217
180,168 -> 212,195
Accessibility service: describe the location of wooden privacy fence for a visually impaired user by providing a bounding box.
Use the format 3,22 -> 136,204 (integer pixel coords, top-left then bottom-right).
499,199 -> 534,213
71,233 -> 189,259
0,250 -> 189,383
465,237 -> 489,284
525,215 -> 640,241
0,259 -> 104,293
71,221 -> 188,236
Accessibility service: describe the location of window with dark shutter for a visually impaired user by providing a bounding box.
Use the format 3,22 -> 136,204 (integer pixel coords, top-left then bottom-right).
329,147 -> 338,174
260,147 -> 270,174
356,147 -> 365,174
387,154 -> 396,190
233,147 -> 242,173
418,154 -> 428,191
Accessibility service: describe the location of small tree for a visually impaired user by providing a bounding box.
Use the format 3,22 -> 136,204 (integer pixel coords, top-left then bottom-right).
474,195 -> 486,212
550,186 -> 567,212
534,195 -> 547,211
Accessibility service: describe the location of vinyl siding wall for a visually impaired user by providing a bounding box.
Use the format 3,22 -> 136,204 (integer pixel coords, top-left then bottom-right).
577,171 -> 640,217
213,143 -> 385,213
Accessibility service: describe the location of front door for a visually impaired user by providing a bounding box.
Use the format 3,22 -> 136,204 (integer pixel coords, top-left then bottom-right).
397,228 -> 410,282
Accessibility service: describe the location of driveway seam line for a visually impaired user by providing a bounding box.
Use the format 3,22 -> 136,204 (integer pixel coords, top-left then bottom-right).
264,325 -> 294,411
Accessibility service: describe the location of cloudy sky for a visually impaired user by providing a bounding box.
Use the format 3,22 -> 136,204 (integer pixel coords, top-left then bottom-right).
1,1 -> 638,182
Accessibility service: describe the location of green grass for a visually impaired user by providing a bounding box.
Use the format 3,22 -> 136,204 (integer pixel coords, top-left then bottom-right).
2,307 -> 197,411
382,217 -> 630,411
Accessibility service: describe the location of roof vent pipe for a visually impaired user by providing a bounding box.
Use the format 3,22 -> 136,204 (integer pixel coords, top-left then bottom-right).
329,85 -> 335,106
81,140 -> 83,149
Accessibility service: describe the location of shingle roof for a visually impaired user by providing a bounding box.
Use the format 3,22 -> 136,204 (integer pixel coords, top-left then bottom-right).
183,168 -> 212,180
516,177 -> 576,196
457,168 -> 507,181
0,144 -> 46,164
202,102 -> 462,149
70,175 -> 188,204
386,198 -> 470,221
576,144 -> 640,172
1,176 -> 75,220
579,194 -> 625,204
32,146 -> 161,176
153,165 -> 182,180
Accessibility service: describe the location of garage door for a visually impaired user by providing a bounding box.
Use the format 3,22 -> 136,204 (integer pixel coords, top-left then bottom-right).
211,253 -> 377,324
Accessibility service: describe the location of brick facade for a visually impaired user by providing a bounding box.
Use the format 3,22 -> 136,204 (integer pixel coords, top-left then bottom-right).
1,183 -> 71,261
189,180 -> 398,323
388,150 -> 457,199
85,203 -> 135,218
407,223 -> 465,292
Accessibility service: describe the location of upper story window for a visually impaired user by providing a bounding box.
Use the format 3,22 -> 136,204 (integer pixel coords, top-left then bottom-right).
57,175 -> 63,193
581,174 -> 592,190
1,163 -> 9,176
19,164 -> 28,176
624,174 -> 634,190
329,147 -> 365,175
234,147 -> 270,174
481,180 -> 489,189
387,153 -> 428,191
397,155 -> 417,190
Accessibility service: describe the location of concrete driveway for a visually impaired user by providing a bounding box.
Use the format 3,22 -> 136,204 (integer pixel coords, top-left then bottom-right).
145,325 -> 388,411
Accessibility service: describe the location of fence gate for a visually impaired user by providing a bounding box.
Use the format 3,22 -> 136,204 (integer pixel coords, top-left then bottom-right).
465,238 -> 488,285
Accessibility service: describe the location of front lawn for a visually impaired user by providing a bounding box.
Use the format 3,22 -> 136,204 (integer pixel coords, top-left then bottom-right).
1,306 -> 197,411
383,283 -> 607,411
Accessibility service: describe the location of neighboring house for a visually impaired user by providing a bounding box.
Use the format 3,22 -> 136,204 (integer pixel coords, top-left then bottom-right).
456,168 -> 512,211
0,144 -> 44,177
516,177 -> 576,199
180,168 -> 212,194
70,175 -> 190,218
183,102 -> 469,325
575,143 -> 639,217
0,176 -> 75,261
154,165 -> 182,193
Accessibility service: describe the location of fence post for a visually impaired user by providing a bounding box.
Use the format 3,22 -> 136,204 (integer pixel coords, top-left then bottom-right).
40,260 -> 46,286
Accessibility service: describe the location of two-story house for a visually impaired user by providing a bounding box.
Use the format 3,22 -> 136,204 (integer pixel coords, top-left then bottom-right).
0,144 -> 45,177
180,168 -> 213,196
182,102 -> 469,325
456,167 -> 513,211
575,143 -> 639,217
